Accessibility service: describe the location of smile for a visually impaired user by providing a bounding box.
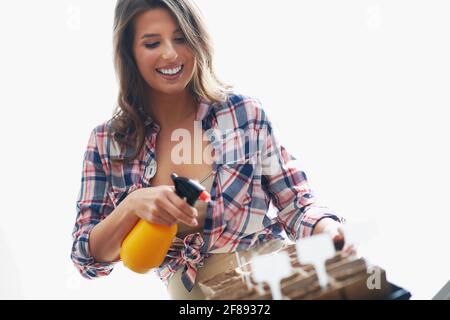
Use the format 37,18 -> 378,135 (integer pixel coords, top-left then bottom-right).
156,64 -> 184,76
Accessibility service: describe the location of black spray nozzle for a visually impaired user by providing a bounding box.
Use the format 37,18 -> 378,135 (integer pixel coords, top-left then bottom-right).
171,173 -> 211,206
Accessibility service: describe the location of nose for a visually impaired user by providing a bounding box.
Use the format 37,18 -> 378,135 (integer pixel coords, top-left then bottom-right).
162,41 -> 178,61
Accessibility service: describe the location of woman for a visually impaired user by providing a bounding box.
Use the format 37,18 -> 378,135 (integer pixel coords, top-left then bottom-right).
71,0 -> 346,299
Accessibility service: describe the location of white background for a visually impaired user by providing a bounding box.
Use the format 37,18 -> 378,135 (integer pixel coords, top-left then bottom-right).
0,0 -> 449,300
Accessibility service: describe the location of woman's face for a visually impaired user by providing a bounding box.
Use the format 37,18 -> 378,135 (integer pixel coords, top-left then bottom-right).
132,8 -> 196,96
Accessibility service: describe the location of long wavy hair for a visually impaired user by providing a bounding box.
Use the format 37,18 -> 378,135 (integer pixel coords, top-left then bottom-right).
112,0 -> 232,161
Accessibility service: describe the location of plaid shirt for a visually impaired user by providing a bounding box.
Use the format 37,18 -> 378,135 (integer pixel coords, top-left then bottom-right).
71,92 -> 343,291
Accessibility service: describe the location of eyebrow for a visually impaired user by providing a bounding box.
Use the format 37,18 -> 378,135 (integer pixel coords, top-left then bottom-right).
141,28 -> 182,40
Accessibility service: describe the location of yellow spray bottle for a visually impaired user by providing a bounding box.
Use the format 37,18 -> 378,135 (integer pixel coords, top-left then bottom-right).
120,173 -> 211,273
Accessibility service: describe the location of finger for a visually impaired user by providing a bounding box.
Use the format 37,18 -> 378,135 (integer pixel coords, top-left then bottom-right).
139,205 -> 174,225
146,202 -> 177,225
157,208 -> 178,225
343,243 -> 356,255
151,215 -> 175,226
164,197 -> 198,226
166,191 -> 198,219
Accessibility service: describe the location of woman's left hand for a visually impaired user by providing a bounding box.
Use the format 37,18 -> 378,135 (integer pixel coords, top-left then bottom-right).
312,218 -> 354,254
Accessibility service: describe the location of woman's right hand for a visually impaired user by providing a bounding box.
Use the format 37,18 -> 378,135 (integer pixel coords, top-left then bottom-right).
124,185 -> 198,227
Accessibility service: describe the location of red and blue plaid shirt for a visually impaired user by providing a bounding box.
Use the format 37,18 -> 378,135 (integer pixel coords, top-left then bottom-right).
71,92 -> 343,291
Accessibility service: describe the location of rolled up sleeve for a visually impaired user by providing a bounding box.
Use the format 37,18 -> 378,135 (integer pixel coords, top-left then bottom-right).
71,128 -> 116,279
259,110 -> 344,241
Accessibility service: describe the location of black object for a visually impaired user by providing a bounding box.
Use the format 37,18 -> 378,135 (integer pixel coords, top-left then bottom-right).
387,283 -> 412,300
333,235 -> 345,251
171,173 -> 210,206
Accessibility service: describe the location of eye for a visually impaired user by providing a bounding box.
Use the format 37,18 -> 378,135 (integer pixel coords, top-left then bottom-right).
174,37 -> 186,43
145,42 -> 159,49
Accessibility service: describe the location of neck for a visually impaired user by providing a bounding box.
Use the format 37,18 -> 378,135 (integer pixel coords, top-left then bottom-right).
145,89 -> 197,129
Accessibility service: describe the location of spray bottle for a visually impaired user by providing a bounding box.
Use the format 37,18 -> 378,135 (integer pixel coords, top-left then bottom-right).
120,173 -> 211,274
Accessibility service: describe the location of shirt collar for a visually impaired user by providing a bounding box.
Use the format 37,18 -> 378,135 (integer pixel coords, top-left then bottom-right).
195,97 -> 215,122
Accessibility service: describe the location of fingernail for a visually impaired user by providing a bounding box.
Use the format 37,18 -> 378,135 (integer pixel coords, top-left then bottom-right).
192,219 -> 198,226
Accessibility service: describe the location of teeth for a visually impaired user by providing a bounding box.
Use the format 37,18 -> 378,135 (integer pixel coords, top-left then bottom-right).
157,65 -> 182,75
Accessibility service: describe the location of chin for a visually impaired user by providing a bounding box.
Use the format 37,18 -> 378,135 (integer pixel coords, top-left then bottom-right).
157,85 -> 189,96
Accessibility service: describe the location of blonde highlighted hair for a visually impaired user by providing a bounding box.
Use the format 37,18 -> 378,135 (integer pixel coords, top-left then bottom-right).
112,0 -> 232,161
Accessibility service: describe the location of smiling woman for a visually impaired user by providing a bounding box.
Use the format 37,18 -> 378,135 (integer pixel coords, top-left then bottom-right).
71,0 -> 346,300
111,0 -> 230,160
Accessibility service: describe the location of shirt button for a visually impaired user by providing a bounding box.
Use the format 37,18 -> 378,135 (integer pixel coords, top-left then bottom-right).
145,159 -> 157,180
